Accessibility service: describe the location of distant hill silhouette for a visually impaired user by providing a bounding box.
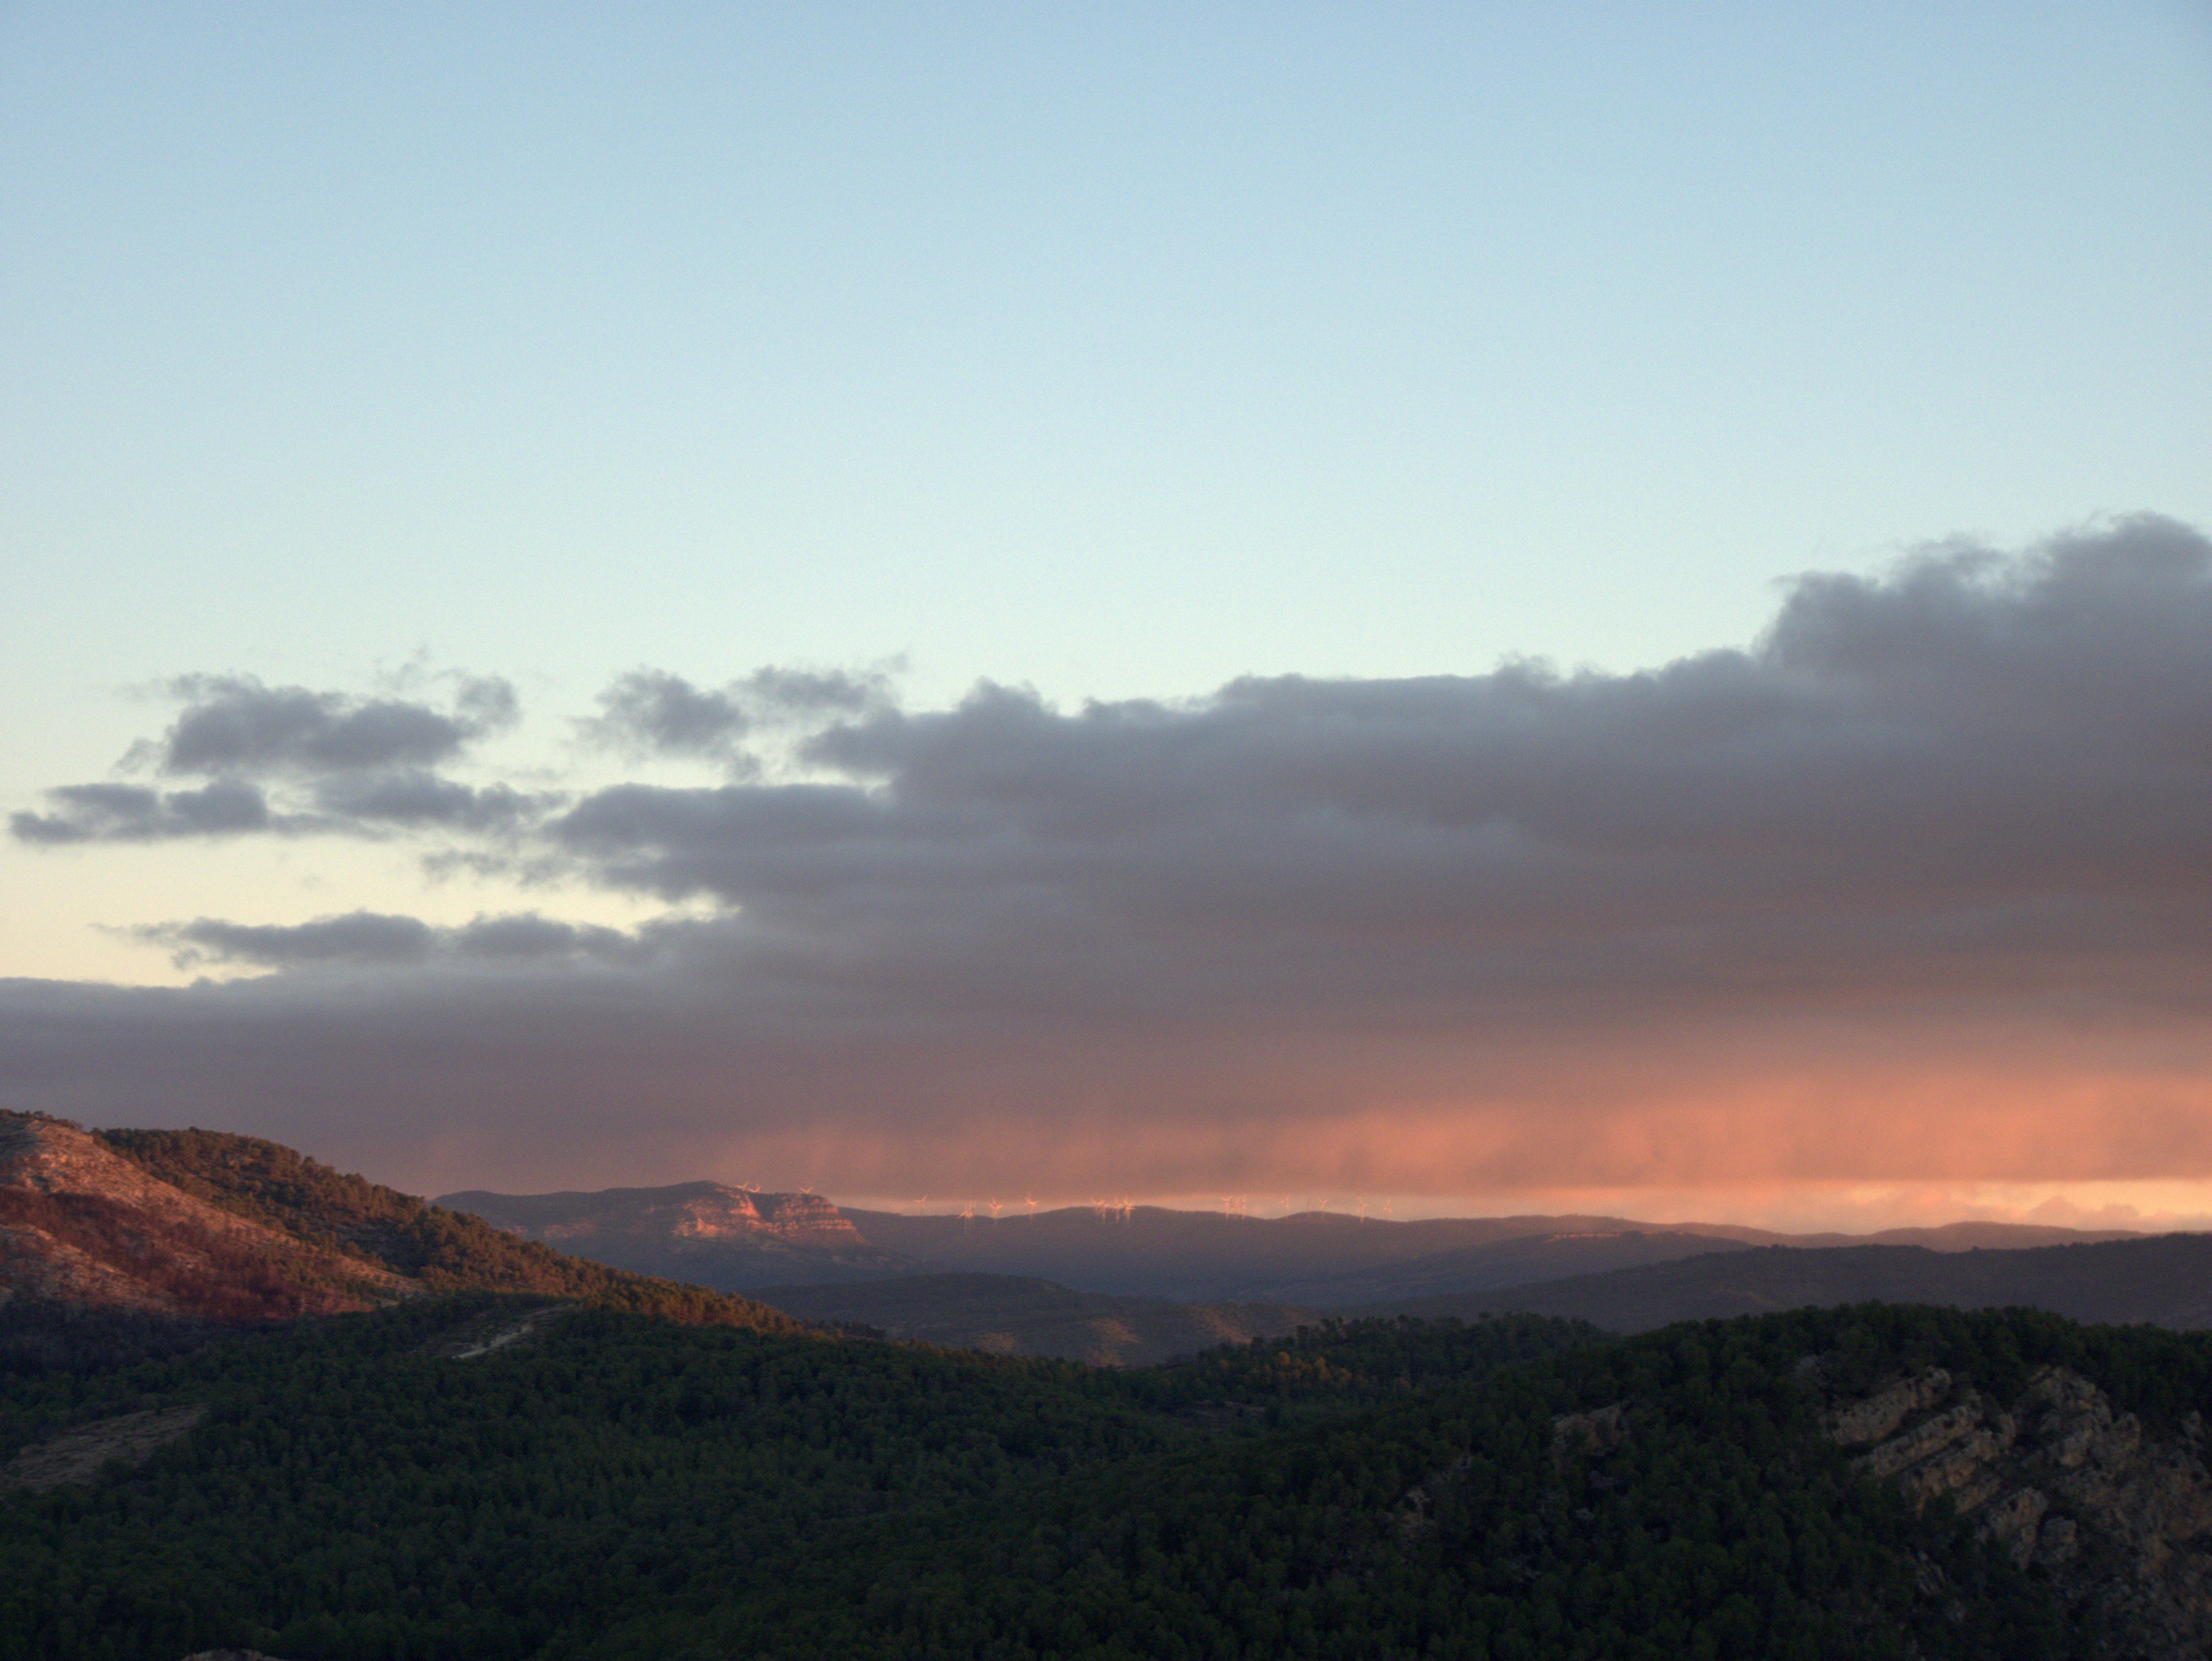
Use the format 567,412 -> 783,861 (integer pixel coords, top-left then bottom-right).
431,1179 -> 2146,1305
830,1206 -> 2138,1301
839,1206 -> 1774,1299
1258,1230 -> 1753,1306
746,1272 -> 1314,1366
1353,1234 -> 2212,1332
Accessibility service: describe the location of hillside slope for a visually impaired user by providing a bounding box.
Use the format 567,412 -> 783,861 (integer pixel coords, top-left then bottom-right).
1,1114 -> 408,1363
0,1113 -> 799,1366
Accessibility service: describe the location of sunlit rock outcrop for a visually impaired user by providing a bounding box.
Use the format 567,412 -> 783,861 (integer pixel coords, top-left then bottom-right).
437,1180 -> 920,1289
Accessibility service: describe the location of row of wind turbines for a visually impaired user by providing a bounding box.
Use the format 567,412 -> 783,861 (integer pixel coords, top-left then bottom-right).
903,1194 -> 1401,1222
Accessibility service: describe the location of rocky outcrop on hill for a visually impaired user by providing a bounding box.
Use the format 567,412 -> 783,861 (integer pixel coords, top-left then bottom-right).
439,1181 -> 919,1288
1822,1363 -> 2212,1659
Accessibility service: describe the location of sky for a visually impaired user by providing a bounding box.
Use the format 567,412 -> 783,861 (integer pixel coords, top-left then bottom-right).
4,3 -> 2210,1230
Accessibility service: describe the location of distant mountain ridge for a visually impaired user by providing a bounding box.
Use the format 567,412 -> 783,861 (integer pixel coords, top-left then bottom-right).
758,1231 -> 2212,1361
436,1181 -> 918,1289
841,1206 -> 2141,1301
1362,1234 -> 2212,1332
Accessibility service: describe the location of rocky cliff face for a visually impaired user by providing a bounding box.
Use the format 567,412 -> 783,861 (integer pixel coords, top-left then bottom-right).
1823,1362 -> 2212,1659
435,1181 -> 919,1288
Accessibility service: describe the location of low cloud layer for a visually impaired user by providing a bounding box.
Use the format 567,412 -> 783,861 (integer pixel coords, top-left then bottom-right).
6,518 -> 2210,1201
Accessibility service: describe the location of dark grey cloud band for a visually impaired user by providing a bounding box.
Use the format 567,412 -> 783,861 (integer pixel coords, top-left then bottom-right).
6,517 -> 2206,1195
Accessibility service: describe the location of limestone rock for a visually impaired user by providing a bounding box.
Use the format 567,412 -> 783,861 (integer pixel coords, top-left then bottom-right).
1857,1395 -> 1993,1478
1823,1361 -> 2212,1659
1828,1368 -> 1952,1447
1551,1402 -> 1629,1465
1979,1485 -> 2050,1568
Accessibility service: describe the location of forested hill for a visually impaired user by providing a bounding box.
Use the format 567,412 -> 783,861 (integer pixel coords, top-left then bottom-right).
94,1126 -> 801,1332
6,1296 -> 2211,1658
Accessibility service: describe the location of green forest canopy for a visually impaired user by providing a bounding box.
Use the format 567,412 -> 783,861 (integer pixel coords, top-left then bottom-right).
7,1296 -> 2195,1660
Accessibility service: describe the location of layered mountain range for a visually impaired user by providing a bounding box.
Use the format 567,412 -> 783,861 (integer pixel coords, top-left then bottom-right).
428,1176 -> 2207,1361
8,1111 -> 2204,1376
838,1206 -> 2145,1303
434,1181 -> 2146,1302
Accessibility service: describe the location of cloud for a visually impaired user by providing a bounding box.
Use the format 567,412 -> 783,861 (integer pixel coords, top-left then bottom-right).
545,515 -> 2212,1029
10,780 -> 275,843
581,665 -> 895,764
5,517 -> 2210,1199
447,913 -> 647,962
11,674 -> 544,845
144,674 -> 517,777
133,910 -> 652,971
741,664 -> 894,721
584,671 -> 751,762
142,913 -> 439,968
10,772 -> 551,845
308,770 -> 552,832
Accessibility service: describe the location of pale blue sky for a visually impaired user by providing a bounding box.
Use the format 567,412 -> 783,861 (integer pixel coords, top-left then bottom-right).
4,1 -> 2211,983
